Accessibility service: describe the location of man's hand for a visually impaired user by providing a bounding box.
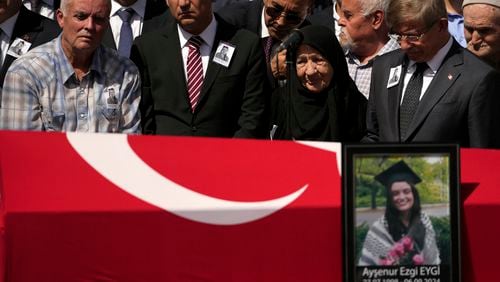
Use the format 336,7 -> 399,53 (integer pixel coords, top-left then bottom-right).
270,49 -> 288,79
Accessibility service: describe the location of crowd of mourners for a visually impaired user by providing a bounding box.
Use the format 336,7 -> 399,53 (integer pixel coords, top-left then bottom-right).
0,0 -> 499,148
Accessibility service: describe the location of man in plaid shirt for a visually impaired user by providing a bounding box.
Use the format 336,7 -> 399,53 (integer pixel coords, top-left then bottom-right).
338,0 -> 399,99
0,0 -> 141,133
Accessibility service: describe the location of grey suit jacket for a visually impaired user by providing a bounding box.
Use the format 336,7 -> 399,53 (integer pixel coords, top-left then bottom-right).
364,40 -> 500,148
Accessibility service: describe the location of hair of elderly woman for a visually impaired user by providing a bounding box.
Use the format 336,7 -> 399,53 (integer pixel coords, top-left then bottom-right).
298,25 -> 349,87
386,0 -> 447,30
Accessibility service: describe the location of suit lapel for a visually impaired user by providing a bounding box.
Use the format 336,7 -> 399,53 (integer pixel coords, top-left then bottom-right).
103,0 -> 170,51
102,28 -> 117,50
0,7 -> 42,86
386,52 -> 407,141
142,0 -> 171,34
404,42 -> 463,141
162,22 -> 190,105
195,17 -> 230,112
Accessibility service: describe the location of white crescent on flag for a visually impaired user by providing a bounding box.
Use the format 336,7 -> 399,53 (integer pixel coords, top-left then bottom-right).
66,133 -> 308,225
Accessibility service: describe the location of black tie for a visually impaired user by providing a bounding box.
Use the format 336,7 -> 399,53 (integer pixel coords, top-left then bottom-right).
399,62 -> 428,140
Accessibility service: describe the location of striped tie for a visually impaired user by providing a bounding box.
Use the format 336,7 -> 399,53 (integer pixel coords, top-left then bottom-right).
186,36 -> 204,112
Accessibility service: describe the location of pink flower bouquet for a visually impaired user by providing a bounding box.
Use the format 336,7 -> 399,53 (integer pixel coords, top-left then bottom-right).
379,236 -> 424,266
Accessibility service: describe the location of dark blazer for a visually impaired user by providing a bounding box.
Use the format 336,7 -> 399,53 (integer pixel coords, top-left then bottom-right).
130,14 -> 270,138
364,40 -> 500,148
216,0 -> 263,35
102,0 -> 172,51
217,0 -> 312,86
307,5 -> 335,32
217,0 -> 312,37
0,7 -> 60,87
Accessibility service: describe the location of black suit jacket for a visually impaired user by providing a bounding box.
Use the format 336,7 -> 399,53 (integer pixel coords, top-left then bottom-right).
130,14 -> 270,138
218,0 -> 312,86
364,40 -> 500,148
307,5 -> 335,32
102,0 -> 172,51
216,0 -> 263,35
0,7 -> 60,88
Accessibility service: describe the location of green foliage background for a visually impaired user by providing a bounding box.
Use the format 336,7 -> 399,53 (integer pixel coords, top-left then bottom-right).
354,155 -> 451,264
354,155 -> 449,208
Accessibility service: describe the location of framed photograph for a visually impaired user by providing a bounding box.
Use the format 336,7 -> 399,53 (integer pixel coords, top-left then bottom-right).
343,144 -> 460,282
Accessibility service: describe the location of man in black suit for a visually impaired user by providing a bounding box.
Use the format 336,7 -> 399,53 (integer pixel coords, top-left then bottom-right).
102,0 -> 171,57
130,0 -> 270,138
217,0 -> 313,83
22,0 -> 60,20
364,0 -> 500,148
0,1 -> 60,89
307,0 -> 341,36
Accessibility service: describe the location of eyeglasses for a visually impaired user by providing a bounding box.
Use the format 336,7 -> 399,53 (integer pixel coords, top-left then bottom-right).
388,32 -> 426,43
265,4 -> 304,25
389,21 -> 438,43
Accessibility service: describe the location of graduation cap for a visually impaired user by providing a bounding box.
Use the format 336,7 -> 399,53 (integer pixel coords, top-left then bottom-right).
375,160 -> 422,187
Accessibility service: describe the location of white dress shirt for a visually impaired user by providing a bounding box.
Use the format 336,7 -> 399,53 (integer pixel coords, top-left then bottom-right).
177,15 -> 217,81
23,0 -> 56,20
401,37 -> 453,103
109,0 -> 147,47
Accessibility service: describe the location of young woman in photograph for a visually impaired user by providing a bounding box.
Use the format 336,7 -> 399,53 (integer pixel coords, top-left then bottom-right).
359,160 -> 440,266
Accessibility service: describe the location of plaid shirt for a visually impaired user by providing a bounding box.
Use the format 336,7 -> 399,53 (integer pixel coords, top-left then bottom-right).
346,38 -> 400,99
0,35 -> 141,133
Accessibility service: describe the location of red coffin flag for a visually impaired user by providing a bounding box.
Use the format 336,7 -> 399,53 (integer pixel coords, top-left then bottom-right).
0,131 -> 342,282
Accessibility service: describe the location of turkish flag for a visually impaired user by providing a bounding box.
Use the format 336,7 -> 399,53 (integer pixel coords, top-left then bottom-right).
0,131 -> 342,282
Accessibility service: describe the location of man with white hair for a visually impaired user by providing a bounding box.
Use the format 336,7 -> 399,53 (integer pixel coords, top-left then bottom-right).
338,0 -> 399,99
0,0 -> 141,133
463,0 -> 500,70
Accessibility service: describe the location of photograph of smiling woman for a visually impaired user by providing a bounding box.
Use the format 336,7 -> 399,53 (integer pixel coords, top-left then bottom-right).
358,160 -> 441,266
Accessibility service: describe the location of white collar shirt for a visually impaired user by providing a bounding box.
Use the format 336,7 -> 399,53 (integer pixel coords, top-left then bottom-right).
177,15 -> 217,81
401,37 -> 453,103
260,7 -> 270,38
109,0 -> 147,47
23,0 -> 56,20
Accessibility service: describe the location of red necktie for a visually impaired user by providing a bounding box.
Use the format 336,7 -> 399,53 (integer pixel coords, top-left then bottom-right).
187,36 -> 204,112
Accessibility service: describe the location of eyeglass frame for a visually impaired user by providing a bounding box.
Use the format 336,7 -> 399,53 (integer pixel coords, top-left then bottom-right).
264,3 -> 306,25
389,20 -> 440,43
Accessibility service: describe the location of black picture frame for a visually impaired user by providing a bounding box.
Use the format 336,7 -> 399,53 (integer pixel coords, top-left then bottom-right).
342,144 -> 460,282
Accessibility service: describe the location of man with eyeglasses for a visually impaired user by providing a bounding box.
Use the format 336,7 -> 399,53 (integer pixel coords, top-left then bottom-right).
218,0 -> 313,85
462,0 -> 500,71
363,0 -> 500,148
337,0 -> 399,99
